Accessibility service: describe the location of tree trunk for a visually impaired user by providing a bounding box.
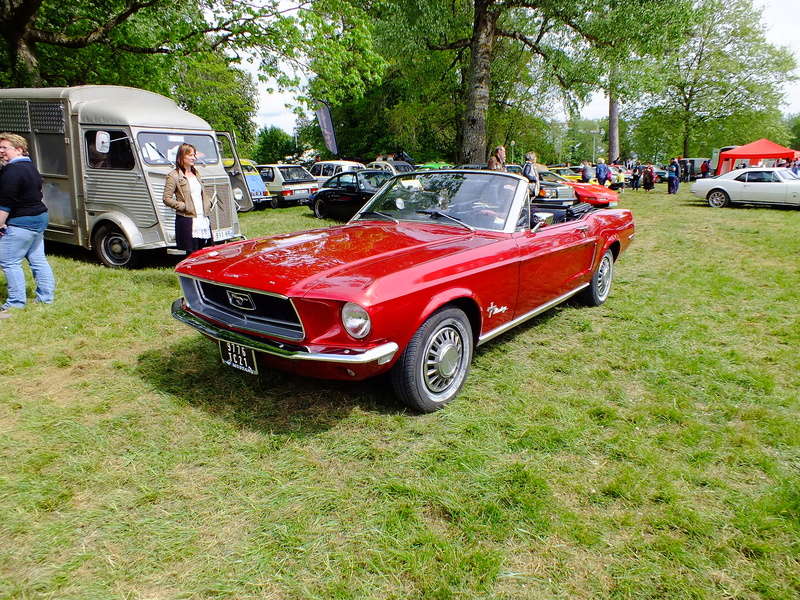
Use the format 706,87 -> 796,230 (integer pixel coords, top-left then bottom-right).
460,0 -> 497,164
608,90 -> 619,162
13,36 -> 41,86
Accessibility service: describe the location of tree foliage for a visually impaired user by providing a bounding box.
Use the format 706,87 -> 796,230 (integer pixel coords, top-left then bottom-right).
626,0 -> 796,158
252,126 -> 297,164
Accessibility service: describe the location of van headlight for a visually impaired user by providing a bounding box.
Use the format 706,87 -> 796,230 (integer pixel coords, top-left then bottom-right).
233,188 -> 244,201
342,302 -> 371,338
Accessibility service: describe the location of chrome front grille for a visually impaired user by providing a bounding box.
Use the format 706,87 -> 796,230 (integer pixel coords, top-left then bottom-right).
180,276 -> 304,341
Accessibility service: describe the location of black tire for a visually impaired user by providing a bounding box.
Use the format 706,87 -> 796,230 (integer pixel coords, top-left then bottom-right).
391,307 -> 473,412
270,196 -> 280,209
707,189 -> 730,208
314,197 -> 328,219
580,249 -> 614,306
93,224 -> 138,268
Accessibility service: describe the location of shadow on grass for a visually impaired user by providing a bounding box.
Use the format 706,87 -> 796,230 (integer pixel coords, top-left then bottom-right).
136,335 -> 407,436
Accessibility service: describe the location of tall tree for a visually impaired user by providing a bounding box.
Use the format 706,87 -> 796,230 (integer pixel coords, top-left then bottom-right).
629,0 -> 795,157
0,0 -> 383,90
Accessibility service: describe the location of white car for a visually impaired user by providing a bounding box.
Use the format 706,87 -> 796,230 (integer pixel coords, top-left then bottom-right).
690,167 -> 800,208
308,160 -> 365,185
365,160 -> 416,175
257,164 -> 319,208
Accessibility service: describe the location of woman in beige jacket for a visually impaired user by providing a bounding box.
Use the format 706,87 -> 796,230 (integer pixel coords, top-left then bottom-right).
162,143 -> 213,253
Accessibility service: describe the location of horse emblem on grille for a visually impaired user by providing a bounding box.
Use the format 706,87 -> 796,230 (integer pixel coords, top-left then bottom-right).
226,290 -> 255,311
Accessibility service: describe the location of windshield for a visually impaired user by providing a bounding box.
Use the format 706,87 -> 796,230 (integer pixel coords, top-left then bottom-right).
358,172 -> 519,231
394,162 -> 415,173
278,166 -> 315,182
539,170 -> 569,184
137,132 -> 219,165
358,171 -> 392,190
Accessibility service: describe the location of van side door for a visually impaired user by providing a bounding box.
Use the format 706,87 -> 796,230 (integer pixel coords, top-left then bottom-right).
216,131 -> 254,212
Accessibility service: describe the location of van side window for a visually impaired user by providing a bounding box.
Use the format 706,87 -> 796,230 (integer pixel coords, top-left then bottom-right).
310,164 -> 321,176
85,131 -> 135,170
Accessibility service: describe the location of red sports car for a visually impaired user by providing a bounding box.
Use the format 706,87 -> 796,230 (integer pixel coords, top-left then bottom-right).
538,169 -> 619,207
172,170 -> 635,412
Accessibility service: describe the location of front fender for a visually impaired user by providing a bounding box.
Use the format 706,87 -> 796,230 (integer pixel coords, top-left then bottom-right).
88,212 -> 147,249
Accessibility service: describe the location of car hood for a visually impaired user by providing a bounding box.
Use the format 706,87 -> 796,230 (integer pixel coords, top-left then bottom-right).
177,222 -> 497,299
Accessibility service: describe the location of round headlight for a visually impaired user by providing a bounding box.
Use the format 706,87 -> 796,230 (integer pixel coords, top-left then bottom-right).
233,188 -> 244,201
342,302 -> 371,339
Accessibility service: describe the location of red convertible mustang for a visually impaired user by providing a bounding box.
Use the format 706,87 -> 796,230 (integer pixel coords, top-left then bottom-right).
172,171 -> 635,412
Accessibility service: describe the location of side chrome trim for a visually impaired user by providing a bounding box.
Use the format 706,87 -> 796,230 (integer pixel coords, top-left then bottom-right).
477,283 -> 589,346
172,299 -> 399,365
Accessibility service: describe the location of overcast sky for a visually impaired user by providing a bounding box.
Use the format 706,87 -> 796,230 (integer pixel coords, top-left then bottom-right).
255,0 -> 800,132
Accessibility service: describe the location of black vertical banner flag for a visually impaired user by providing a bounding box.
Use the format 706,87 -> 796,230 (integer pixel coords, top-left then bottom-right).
315,102 -> 338,156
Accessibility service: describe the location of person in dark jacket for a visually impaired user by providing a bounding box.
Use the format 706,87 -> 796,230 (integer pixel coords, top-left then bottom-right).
0,133 -> 56,318
521,151 -> 540,197
595,158 -> 610,186
667,157 -> 681,194
581,160 -> 593,183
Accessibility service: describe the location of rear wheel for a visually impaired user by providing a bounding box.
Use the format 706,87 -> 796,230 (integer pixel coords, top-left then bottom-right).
270,196 -> 280,209
93,224 -> 138,268
391,307 -> 473,412
580,249 -> 613,306
707,189 -> 730,208
314,197 -> 329,219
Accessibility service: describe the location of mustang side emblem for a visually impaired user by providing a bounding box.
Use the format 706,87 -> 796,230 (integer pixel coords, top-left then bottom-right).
487,302 -> 508,317
226,290 -> 256,311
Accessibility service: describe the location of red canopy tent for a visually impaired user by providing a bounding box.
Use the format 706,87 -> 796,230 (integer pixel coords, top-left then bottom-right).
717,139 -> 800,175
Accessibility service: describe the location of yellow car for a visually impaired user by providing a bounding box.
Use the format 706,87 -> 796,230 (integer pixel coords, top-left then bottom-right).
549,165 -> 599,185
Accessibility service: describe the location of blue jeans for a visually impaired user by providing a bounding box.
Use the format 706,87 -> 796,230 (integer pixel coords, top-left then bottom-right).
0,225 -> 56,308
668,176 -> 679,194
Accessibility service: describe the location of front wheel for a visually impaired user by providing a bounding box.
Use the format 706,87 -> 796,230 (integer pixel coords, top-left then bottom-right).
707,189 -> 730,208
391,307 -> 473,412
93,224 -> 138,268
580,249 -> 614,306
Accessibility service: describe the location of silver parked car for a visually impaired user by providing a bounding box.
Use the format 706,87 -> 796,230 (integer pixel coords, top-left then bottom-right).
690,167 -> 800,208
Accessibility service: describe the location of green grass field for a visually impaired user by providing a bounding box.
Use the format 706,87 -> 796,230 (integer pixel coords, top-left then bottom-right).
1,187 -> 798,599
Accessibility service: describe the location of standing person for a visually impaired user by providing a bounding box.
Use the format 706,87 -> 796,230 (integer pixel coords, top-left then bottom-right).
700,159 -> 709,178
642,163 -> 655,192
162,143 -> 212,254
631,163 -> 642,190
581,160 -> 592,183
487,145 -> 506,171
595,158 -> 610,187
667,157 -> 681,194
521,151 -> 540,196
0,133 -> 56,319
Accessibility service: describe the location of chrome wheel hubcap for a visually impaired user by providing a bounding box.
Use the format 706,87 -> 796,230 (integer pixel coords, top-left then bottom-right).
424,325 -> 463,393
597,256 -> 612,299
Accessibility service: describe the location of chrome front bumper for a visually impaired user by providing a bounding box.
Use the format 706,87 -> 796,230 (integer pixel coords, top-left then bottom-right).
171,299 -> 399,365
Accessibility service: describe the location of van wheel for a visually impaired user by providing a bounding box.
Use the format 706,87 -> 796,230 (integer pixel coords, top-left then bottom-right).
93,224 -> 138,268
270,196 -> 280,209
314,198 -> 328,219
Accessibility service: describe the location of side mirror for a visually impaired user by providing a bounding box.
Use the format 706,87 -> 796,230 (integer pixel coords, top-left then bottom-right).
95,131 -> 111,154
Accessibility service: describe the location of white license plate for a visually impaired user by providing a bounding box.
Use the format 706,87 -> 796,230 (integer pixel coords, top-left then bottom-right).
219,341 -> 258,375
213,227 -> 234,242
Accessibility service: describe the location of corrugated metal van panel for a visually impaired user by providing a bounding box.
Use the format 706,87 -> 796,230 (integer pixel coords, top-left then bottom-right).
85,171 -> 157,227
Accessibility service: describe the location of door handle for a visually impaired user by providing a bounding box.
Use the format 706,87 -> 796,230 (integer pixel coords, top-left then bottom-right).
576,225 -> 589,232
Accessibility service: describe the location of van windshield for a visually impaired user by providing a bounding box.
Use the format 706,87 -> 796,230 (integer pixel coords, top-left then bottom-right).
137,132 -> 219,165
